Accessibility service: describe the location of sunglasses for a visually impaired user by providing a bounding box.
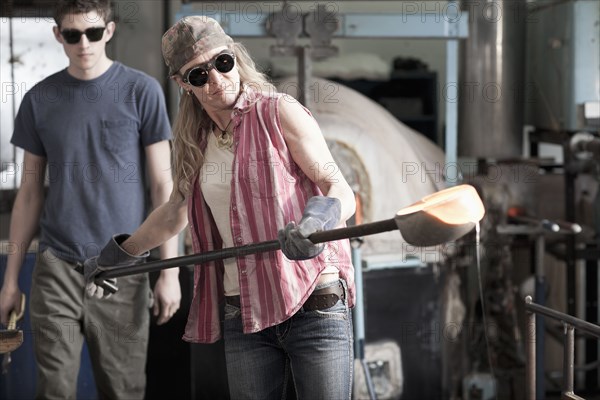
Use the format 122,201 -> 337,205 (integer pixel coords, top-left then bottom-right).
182,51 -> 236,87
60,27 -> 106,44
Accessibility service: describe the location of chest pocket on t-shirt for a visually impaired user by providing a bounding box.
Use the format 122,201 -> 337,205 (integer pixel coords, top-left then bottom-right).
101,119 -> 140,154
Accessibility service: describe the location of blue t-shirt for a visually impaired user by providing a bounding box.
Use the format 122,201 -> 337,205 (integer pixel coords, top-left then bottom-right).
11,62 -> 172,263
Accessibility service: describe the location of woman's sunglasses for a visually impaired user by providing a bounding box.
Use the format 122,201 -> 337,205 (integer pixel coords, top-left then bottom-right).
60,27 -> 106,44
182,51 -> 236,88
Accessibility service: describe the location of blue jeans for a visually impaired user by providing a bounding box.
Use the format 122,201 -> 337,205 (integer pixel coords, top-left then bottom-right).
223,281 -> 354,400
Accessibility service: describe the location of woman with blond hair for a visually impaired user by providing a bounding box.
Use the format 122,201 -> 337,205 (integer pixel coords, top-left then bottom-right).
85,16 -> 356,399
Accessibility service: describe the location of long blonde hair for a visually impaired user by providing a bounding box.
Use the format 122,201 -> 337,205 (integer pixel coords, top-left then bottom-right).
171,42 -> 277,197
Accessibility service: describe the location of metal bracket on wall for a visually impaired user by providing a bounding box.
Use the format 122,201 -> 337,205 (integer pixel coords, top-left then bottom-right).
175,6 -> 468,40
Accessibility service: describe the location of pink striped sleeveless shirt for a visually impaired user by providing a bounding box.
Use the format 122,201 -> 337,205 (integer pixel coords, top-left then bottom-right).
183,87 -> 355,343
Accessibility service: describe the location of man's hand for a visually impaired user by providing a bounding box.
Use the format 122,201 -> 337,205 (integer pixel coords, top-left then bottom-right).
152,270 -> 181,325
278,196 -> 341,260
0,286 -> 23,326
83,234 -> 149,299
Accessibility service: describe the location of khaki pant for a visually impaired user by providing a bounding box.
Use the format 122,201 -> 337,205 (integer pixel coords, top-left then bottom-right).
30,248 -> 152,400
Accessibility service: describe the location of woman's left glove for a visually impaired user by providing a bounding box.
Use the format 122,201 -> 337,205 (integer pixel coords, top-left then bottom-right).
278,196 -> 341,260
83,234 -> 149,299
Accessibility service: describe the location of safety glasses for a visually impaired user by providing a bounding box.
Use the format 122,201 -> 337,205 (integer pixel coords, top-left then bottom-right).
60,27 -> 106,44
182,51 -> 236,87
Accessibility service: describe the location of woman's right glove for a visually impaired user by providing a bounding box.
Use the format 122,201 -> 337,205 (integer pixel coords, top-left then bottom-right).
278,196 -> 341,260
83,234 -> 149,299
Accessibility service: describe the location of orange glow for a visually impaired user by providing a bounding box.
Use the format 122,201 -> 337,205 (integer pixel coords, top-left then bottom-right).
396,184 -> 485,225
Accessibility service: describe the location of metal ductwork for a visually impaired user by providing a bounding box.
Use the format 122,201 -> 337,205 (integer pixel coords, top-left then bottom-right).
525,0 -> 600,132
459,0 -> 526,159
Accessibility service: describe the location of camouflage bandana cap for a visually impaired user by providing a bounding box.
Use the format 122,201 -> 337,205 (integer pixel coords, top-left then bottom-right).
162,16 -> 234,76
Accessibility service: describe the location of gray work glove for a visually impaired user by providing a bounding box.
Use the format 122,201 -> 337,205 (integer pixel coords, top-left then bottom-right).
278,196 -> 341,260
83,234 -> 149,299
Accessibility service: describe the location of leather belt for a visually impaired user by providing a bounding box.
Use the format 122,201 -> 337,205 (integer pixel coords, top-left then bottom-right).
225,281 -> 345,312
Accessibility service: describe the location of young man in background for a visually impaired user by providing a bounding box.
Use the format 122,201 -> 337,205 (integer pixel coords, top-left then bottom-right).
0,1 -> 181,398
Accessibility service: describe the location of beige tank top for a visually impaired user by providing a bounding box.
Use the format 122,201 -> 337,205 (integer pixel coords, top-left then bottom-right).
199,132 -> 240,296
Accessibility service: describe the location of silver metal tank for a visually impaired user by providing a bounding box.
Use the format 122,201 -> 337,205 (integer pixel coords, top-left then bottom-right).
458,0 -> 526,159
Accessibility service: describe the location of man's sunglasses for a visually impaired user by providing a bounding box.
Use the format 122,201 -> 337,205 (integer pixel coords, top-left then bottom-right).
60,27 -> 106,44
182,51 -> 236,87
